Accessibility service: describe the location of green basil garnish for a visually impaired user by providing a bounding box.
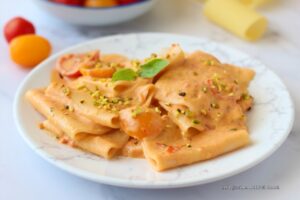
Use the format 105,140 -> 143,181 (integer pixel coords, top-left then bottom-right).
112,68 -> 137,82
139,58 -> 169,78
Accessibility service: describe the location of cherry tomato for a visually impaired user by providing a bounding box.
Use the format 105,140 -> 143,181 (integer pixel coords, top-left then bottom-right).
3,17 -> 35,43
56,50 -> 99,78
80,67 -> 116,78
84,0 -> 118,7
52,0 -> 84,6
10,34 -> 51,68
120,107 -> 164,140
118,0 -> 139,5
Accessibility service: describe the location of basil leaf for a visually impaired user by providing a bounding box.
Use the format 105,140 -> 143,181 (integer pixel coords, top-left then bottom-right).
112,68 -> 137,82
139,59 -> 169,78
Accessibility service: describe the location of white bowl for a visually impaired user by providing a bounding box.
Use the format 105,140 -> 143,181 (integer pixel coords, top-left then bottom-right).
13,33 -> 294,188
33,0 -> 157,26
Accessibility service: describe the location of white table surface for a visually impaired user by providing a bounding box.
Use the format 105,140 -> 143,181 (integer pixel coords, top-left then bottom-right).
1,0 -> 299,199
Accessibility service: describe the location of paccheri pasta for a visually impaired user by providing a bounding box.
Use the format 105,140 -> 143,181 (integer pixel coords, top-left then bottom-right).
204,0 -> 268,41
26,44 -> 255,171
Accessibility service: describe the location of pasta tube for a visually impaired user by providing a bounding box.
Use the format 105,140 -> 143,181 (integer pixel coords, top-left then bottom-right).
26,89 -> 111,139
41,120 -> 129,159
204,0 -> 268,41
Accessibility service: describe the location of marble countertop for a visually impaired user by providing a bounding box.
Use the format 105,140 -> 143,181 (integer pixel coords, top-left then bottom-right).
0,0 -> 299,199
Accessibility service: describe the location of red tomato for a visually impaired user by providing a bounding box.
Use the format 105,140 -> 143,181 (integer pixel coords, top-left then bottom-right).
52,0 -> 84,6
56,50 -> 100,78
3,17 -> 35,43
118,0 -> 139,5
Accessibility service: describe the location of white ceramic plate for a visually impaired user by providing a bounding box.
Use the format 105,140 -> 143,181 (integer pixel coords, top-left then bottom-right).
14,33 -> 295,189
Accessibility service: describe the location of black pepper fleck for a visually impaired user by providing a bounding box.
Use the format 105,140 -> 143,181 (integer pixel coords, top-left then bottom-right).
178,92 -> 186,97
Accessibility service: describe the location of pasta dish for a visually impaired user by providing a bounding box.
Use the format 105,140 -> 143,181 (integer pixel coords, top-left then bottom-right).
26,44 -> 255,171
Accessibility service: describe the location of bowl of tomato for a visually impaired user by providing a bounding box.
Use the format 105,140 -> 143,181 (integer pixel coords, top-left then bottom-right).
33,0 -> 157,26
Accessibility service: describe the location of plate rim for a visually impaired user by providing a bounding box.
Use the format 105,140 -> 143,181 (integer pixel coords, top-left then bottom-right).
13,32 -> 295,189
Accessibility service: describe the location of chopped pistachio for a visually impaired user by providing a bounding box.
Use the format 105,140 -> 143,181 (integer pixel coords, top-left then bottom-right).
192,119 -> 200,124
95,62 -> 102,68
103,104 -> 112,110
93,100 -> 100,107
202,87 -> 208,93
131,59 -> 140,67
111,98 -> 120,104
175,108 -> 182,116
241,93 -> 251,100
111,107 -> 118,112
91,91 -> 101,99
210,102 -> 219,109
109,63 -> 117,68
204,60 -> 214,66
62,87 -> 71,96
77,84 -> 86,90
200,109 -> 207,115
132,107 -> 143,117
154,107 -> 161,114
212,73 -> 219,80
68,106 -> 74,112
124,100 -> 131,106
165,103 -> 172,107
185,109 -> 193,118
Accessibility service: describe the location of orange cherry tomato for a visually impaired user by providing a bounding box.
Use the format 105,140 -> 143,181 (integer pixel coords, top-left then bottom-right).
120,107 -> 164,140
3,17 -> 35,43
80,67 -> 116,78
84,0 -> 118,7
9,34 -> 51,68
56,50 -> 99,78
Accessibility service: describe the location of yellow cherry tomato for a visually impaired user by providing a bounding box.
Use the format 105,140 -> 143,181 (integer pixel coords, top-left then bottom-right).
84,0 -> 118,7
119,107 -> 164,140
80,66 -> 116,78
10,34 -> 51,68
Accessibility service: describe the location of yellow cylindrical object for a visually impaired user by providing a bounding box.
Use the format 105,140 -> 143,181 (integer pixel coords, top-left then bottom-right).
204,0 -> 268,41
239,0 -> 272,8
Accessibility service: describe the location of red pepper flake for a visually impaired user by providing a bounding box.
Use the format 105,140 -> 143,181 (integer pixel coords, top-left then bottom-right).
207,79 -> 212,86
59,137 -> 69,144
166,146 -> 176,153
167,145 -> 185,153
157,143 -> 185,153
